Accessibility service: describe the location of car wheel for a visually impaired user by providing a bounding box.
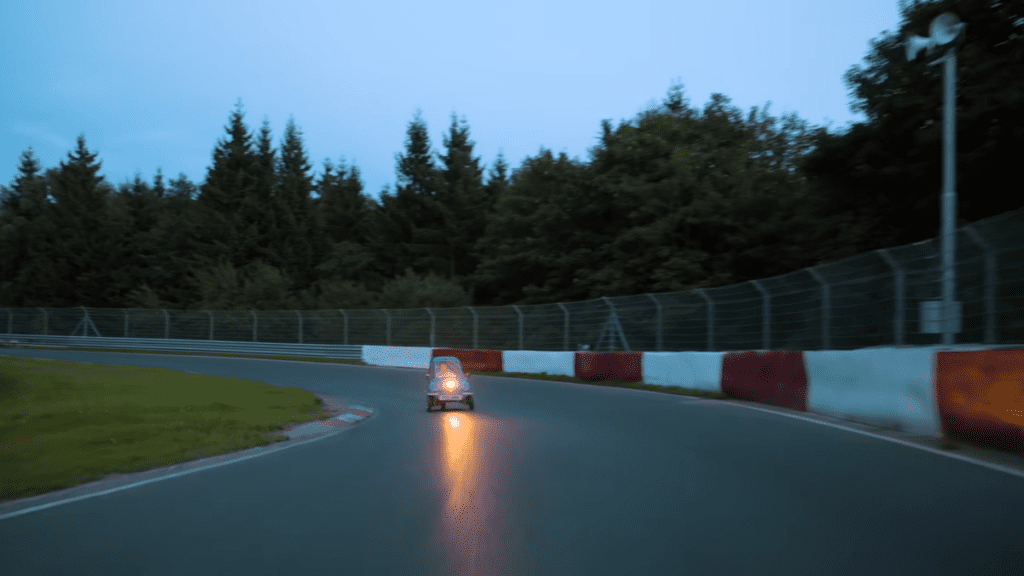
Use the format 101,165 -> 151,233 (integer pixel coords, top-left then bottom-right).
467,397 -> 474,411
427,398 -> 433,412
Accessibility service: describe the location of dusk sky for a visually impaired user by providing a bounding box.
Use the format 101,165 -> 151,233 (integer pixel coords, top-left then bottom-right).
2,0 -> 903,202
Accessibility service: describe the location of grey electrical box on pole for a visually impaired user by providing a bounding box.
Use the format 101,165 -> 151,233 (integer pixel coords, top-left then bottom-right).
905,12 -> 966,345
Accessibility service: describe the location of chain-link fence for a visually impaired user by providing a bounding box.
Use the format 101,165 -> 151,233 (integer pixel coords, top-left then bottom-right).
4,209 -> 1024,351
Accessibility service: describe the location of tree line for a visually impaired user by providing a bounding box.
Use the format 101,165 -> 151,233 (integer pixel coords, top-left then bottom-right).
1,0 -> 1020,312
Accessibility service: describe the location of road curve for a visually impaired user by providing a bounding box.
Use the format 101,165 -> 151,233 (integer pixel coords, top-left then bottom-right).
1,349 -> 1022,575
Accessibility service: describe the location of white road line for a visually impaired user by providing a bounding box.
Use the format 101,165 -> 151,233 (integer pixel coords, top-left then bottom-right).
723,401 -> 1024,480
0,426 -> 346,522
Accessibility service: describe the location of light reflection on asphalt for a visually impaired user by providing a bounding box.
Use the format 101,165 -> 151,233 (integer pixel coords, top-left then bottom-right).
438,412 -> 487,575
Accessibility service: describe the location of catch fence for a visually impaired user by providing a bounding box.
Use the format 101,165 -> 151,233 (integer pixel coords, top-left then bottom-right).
3,209 -> 1024,352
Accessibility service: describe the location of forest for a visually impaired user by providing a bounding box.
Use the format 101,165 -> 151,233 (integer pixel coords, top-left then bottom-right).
1,0 -> 1021,313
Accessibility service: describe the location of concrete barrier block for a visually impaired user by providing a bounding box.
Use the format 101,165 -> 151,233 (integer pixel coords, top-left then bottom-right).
431,348 -> 503,372
502,351 -> 575,377
642,352 -> 724,391
937,350 -> 1024,453
361,345 -> 433,369
574,352 -> 642,382
722,351 -> 808,411
805,349 -> 940,436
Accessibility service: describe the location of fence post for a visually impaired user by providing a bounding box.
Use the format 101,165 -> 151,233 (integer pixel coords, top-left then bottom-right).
295,310 -> 303,344
807,268 -> 831,350
695,289 -> 713,351
645,294 -> 663,352
964,226 -> 997,344
251,310 -> 257,342
40,308 -> 47,335
556,303 -> 569,351
466,307 -> 478,350
426,308 -> 435,348
751,281 -> 770,350
163,309 -> 169,339
338,310 -> 348,345
877,249 -> 905,346
383,310 -> 391,346
511,305 -> 524,350
122,308 -> 129,338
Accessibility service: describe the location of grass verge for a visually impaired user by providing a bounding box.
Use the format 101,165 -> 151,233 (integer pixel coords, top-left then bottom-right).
0,355 -> 335,502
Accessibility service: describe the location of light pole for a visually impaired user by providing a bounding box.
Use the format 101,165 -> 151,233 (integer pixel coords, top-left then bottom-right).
906,12 -> 966,345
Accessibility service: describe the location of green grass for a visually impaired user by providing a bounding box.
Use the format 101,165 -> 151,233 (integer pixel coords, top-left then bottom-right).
0,355 -> 335,502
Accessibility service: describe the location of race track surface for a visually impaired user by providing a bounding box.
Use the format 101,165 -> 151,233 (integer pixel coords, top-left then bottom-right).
1,349 -> 1023,575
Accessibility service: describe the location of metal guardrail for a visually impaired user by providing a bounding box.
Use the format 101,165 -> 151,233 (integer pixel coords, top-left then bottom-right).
0,334 -> 363,360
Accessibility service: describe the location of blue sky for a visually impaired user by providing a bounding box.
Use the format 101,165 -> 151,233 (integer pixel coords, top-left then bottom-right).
1,0 -> 903,203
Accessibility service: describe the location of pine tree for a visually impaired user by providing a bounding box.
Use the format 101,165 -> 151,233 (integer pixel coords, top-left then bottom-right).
33,135 -> 122,307
113,173 -> 167,305
195,100 -> 261,269
0,147 -> 50,305
369,110 -> 444,280
245,117 -> 281,269
148,173 -> 201,308
275,115 -> 317,290
437,112 -> 486,292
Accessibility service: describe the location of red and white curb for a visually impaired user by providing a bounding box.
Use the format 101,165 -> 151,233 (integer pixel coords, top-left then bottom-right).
286,405 -> 374,435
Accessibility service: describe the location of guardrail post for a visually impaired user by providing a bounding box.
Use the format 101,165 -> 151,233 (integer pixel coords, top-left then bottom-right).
205,310 -> 214,340
383,310 -> 391,346
338,309 -> 348,345
122,308 -> 129,337
295,310 -> 303,344
426,308 -> 435,348
40,308 -> 47,335
964,226 -> 997,344
466,307 -> 478,350
511,305 -> 524,350
251,310 -> 257,342
645,294 -> 663,352
807,268 -> 831,350
695,289 -> 713,351
163,309 -> 169,339
556,302 -> 569,351
751,280 -> 770,350
877,249 -> 905,346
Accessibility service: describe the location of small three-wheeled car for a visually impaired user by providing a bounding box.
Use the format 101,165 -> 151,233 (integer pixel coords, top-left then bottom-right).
426,356 -> 474,411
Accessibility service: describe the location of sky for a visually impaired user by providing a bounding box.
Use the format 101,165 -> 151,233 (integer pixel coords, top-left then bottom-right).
1,0 -> 904,203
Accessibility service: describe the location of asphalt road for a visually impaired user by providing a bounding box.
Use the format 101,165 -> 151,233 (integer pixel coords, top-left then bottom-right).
2,349 -> 1023,575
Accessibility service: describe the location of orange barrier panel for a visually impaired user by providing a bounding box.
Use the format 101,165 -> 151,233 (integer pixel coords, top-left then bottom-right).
936,351 -> 1024,454
574,352 -> 642,382
721,351 -> 808,411
432,348 -> 503,373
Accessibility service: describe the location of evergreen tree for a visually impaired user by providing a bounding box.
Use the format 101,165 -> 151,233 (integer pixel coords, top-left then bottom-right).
368,110 -> 443,280
314,157 -> 378,288
31,135 -> 123,307
194,100 -> 261,269
0,147 -> 51,305
113,173 -> 166,299
246,117 -> 281,268
144,172 -> 200,308
274,115 -> 317,290
435,113 -> 487,299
